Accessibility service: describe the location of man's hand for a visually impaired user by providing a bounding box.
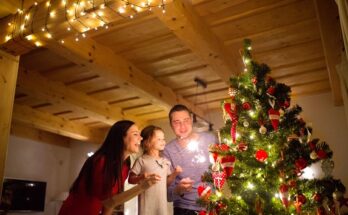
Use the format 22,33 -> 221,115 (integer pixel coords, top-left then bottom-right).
174,166 -> 183,175
175,177 -> 194,195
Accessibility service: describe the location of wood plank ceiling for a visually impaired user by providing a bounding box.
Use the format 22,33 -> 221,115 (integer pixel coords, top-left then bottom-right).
0,0 -> 343,144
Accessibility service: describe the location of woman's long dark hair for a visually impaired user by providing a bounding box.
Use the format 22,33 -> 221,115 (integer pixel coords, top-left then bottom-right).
70,120 -> 135,197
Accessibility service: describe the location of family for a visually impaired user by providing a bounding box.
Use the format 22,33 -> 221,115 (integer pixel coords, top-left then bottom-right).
58,104 -> 216,215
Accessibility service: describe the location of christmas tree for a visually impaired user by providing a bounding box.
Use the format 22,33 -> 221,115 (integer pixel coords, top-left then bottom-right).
198,39 -> 347,215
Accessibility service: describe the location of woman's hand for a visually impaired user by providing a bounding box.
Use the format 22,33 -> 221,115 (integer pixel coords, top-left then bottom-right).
140,173 -> 161,189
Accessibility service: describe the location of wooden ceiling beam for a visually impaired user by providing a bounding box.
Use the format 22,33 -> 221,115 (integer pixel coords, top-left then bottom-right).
16,68 -> 145,126
313,0 -> 343,105
11,121 -> 70,148
153,0 -> 241,83
44,37 -> 204,117
12,104 -> 105,144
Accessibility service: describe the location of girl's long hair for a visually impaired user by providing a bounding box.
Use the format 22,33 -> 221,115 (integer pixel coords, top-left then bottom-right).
70,120 -> 135,196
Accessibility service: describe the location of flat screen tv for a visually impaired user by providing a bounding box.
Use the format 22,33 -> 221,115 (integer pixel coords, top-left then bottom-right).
0,178 -> 46,212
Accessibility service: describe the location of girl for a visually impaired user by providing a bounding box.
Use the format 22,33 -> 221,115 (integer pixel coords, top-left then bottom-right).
59,120 -> 161,215
128,125 -> 182,215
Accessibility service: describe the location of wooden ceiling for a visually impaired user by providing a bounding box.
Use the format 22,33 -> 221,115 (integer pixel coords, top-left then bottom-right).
0,0 -> 343,144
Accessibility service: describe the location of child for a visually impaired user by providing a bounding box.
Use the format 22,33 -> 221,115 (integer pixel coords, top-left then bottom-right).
128,125 -> 182,215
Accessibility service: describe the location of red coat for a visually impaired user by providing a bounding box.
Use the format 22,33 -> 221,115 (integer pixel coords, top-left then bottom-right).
59,157 -> 130,215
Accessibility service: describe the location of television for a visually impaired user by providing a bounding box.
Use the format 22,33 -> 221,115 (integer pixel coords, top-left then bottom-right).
0,178 -> 46,212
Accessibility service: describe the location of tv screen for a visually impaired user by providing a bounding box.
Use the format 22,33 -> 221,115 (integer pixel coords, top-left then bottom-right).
0,178 -> 46,212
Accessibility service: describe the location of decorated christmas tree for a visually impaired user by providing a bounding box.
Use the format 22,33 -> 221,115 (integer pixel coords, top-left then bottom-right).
198,39 -> 347,215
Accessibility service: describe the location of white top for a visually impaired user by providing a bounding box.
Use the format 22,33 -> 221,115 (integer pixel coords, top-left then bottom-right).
131,154 -> 171,215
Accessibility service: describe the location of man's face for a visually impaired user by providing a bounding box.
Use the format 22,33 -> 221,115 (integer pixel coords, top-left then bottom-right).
170,110 -> 193,139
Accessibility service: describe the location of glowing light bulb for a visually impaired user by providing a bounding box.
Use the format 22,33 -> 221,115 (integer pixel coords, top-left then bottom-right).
247,182 -> 254,189
5,35 -> 12,42
118,7 -> 125,13
50,11 -> 56,17
26,35 -> 33,40
35,41 -> 42,47
187,140 -> 199,152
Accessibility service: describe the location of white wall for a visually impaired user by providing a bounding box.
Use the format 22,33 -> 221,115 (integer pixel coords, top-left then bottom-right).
4,136 -> 71,215
292,93 -> 348,187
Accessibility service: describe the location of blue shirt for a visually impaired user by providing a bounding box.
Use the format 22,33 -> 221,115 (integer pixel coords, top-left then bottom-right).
163,132 -> 217,211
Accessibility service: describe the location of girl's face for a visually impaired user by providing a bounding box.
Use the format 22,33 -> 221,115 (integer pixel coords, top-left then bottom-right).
123,124 -> 142,156
148,130 -> 166,151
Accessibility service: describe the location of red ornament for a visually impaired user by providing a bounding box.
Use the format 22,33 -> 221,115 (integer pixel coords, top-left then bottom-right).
237,142 -> 248,152
255,149 -> 268,162
252,77 -> 257,84
288,180 -> 297,188
308,141 -> 316,150
295,193 -> 307,214
317,150 -> 327,159
268,108 -> 280,131
221,155 -> 236,177
219,143 -> 230,151
284,100 -> 290,108
215,201 -> 227,214
197,184 -> 211,200
295,158 -> 307,170
224,102 -> 238,143
242,102 -> 251,110
212,171 -> 226,190
212,152 -> 219,162
267,86 -> 275,95
279,184 -> 289,208
313,193 -> 322,203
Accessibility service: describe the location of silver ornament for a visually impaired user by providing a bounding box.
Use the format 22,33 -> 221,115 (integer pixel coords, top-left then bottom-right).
310,151 -> 318,160
259,125 -> 267,134
333,191 -> 343,200
243,120 -> 249,127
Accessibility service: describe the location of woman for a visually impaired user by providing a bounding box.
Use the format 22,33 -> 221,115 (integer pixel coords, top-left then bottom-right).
59,120 -> 161,215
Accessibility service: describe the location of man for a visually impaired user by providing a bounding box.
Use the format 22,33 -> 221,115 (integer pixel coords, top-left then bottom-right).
163,104 -> 216,215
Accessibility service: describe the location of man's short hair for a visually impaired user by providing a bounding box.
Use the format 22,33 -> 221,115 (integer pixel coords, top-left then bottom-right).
168,104 -> 191,122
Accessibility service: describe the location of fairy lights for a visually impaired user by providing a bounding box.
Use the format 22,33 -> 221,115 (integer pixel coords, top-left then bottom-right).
2,0 -> 168,48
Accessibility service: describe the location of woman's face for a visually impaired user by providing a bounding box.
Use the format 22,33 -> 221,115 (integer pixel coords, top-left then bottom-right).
123,124 -> 142,156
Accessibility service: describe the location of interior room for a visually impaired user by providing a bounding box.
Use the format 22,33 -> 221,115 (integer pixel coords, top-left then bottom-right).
1,0 -> 348,214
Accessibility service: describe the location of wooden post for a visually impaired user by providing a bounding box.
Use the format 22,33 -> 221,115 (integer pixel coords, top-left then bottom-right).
314,0 -> 343,105
0,50 -> 19,194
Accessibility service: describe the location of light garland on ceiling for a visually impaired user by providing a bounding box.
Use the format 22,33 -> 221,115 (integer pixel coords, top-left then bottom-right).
3,0 -> 167,48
